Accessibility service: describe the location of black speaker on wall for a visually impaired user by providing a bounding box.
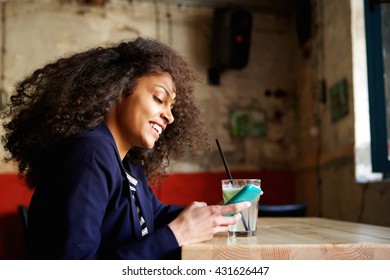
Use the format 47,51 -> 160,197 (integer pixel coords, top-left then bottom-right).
295,0 -> 311,46
209,7 -> 252,77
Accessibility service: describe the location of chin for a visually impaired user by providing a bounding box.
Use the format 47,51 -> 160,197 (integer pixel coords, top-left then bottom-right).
142,139 -> 157,149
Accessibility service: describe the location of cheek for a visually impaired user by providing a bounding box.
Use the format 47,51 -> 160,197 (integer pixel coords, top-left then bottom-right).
117,105 -> 137,133
127,109 -> 150,134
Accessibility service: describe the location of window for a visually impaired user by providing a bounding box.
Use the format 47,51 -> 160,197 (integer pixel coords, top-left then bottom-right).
364,0 -> 390,175
353,0 -> 390,182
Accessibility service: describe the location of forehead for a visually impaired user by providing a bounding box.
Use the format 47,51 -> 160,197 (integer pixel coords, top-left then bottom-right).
140,73 -> 176,98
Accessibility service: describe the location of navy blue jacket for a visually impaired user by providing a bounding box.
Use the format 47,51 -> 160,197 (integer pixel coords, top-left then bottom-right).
27,123 -> 184,259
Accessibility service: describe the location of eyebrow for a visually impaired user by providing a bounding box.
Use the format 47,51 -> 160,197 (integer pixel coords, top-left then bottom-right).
156,84 -> 176,102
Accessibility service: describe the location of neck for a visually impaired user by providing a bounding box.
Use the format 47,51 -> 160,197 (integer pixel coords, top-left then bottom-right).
104,112 -> 131,160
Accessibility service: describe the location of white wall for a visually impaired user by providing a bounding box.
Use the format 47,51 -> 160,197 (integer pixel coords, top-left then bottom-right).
0,0 -> 298,173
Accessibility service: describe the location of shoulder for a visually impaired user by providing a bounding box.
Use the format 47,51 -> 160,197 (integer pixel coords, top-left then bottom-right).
70,124 -> 116,152
58,124 -> 120,167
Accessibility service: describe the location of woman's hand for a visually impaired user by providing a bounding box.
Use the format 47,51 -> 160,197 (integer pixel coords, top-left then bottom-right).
168,201 -> 251,246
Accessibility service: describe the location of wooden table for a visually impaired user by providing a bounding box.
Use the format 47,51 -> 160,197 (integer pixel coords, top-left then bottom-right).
181,217 -> 390,260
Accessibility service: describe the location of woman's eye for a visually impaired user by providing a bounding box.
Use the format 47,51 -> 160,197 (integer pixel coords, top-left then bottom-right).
154,96 -> 163,104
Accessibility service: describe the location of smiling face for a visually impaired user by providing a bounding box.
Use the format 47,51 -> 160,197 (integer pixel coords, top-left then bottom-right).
105,72 -> 176,159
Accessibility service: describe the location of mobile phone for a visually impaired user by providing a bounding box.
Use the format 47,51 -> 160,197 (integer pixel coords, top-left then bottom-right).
224,184 -> 262,205
223,184 -> 262,217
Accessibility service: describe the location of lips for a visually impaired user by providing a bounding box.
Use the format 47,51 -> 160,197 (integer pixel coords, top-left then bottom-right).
150,122 -> 163,135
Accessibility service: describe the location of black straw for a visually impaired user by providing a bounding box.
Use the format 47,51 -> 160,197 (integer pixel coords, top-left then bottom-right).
215,139 -> 249,231
215,139 -> 233,182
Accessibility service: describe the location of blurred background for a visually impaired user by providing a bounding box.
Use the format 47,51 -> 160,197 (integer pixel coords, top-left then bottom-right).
0,0 -> 389,259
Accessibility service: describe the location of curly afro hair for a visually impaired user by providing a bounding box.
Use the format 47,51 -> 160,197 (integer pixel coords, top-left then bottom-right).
1,37 -> 209,189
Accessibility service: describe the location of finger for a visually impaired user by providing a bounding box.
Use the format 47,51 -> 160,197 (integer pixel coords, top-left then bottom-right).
211,225 -> 230,235
212,212 -> 242,227
194,201 -> 208,207
221,201 -> 251,215
187,201 -> 207,209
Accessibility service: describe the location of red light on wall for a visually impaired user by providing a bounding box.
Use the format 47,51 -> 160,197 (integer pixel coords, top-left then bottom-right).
235,34 -> 243,43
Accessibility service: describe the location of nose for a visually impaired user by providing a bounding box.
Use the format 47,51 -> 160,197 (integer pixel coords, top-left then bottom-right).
162,109 -> 174,124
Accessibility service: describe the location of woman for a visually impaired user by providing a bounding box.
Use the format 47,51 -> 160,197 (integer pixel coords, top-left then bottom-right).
1,37 -> 249,259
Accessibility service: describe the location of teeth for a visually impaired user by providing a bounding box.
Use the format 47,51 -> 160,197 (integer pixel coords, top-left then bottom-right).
150,123 -> 162,135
